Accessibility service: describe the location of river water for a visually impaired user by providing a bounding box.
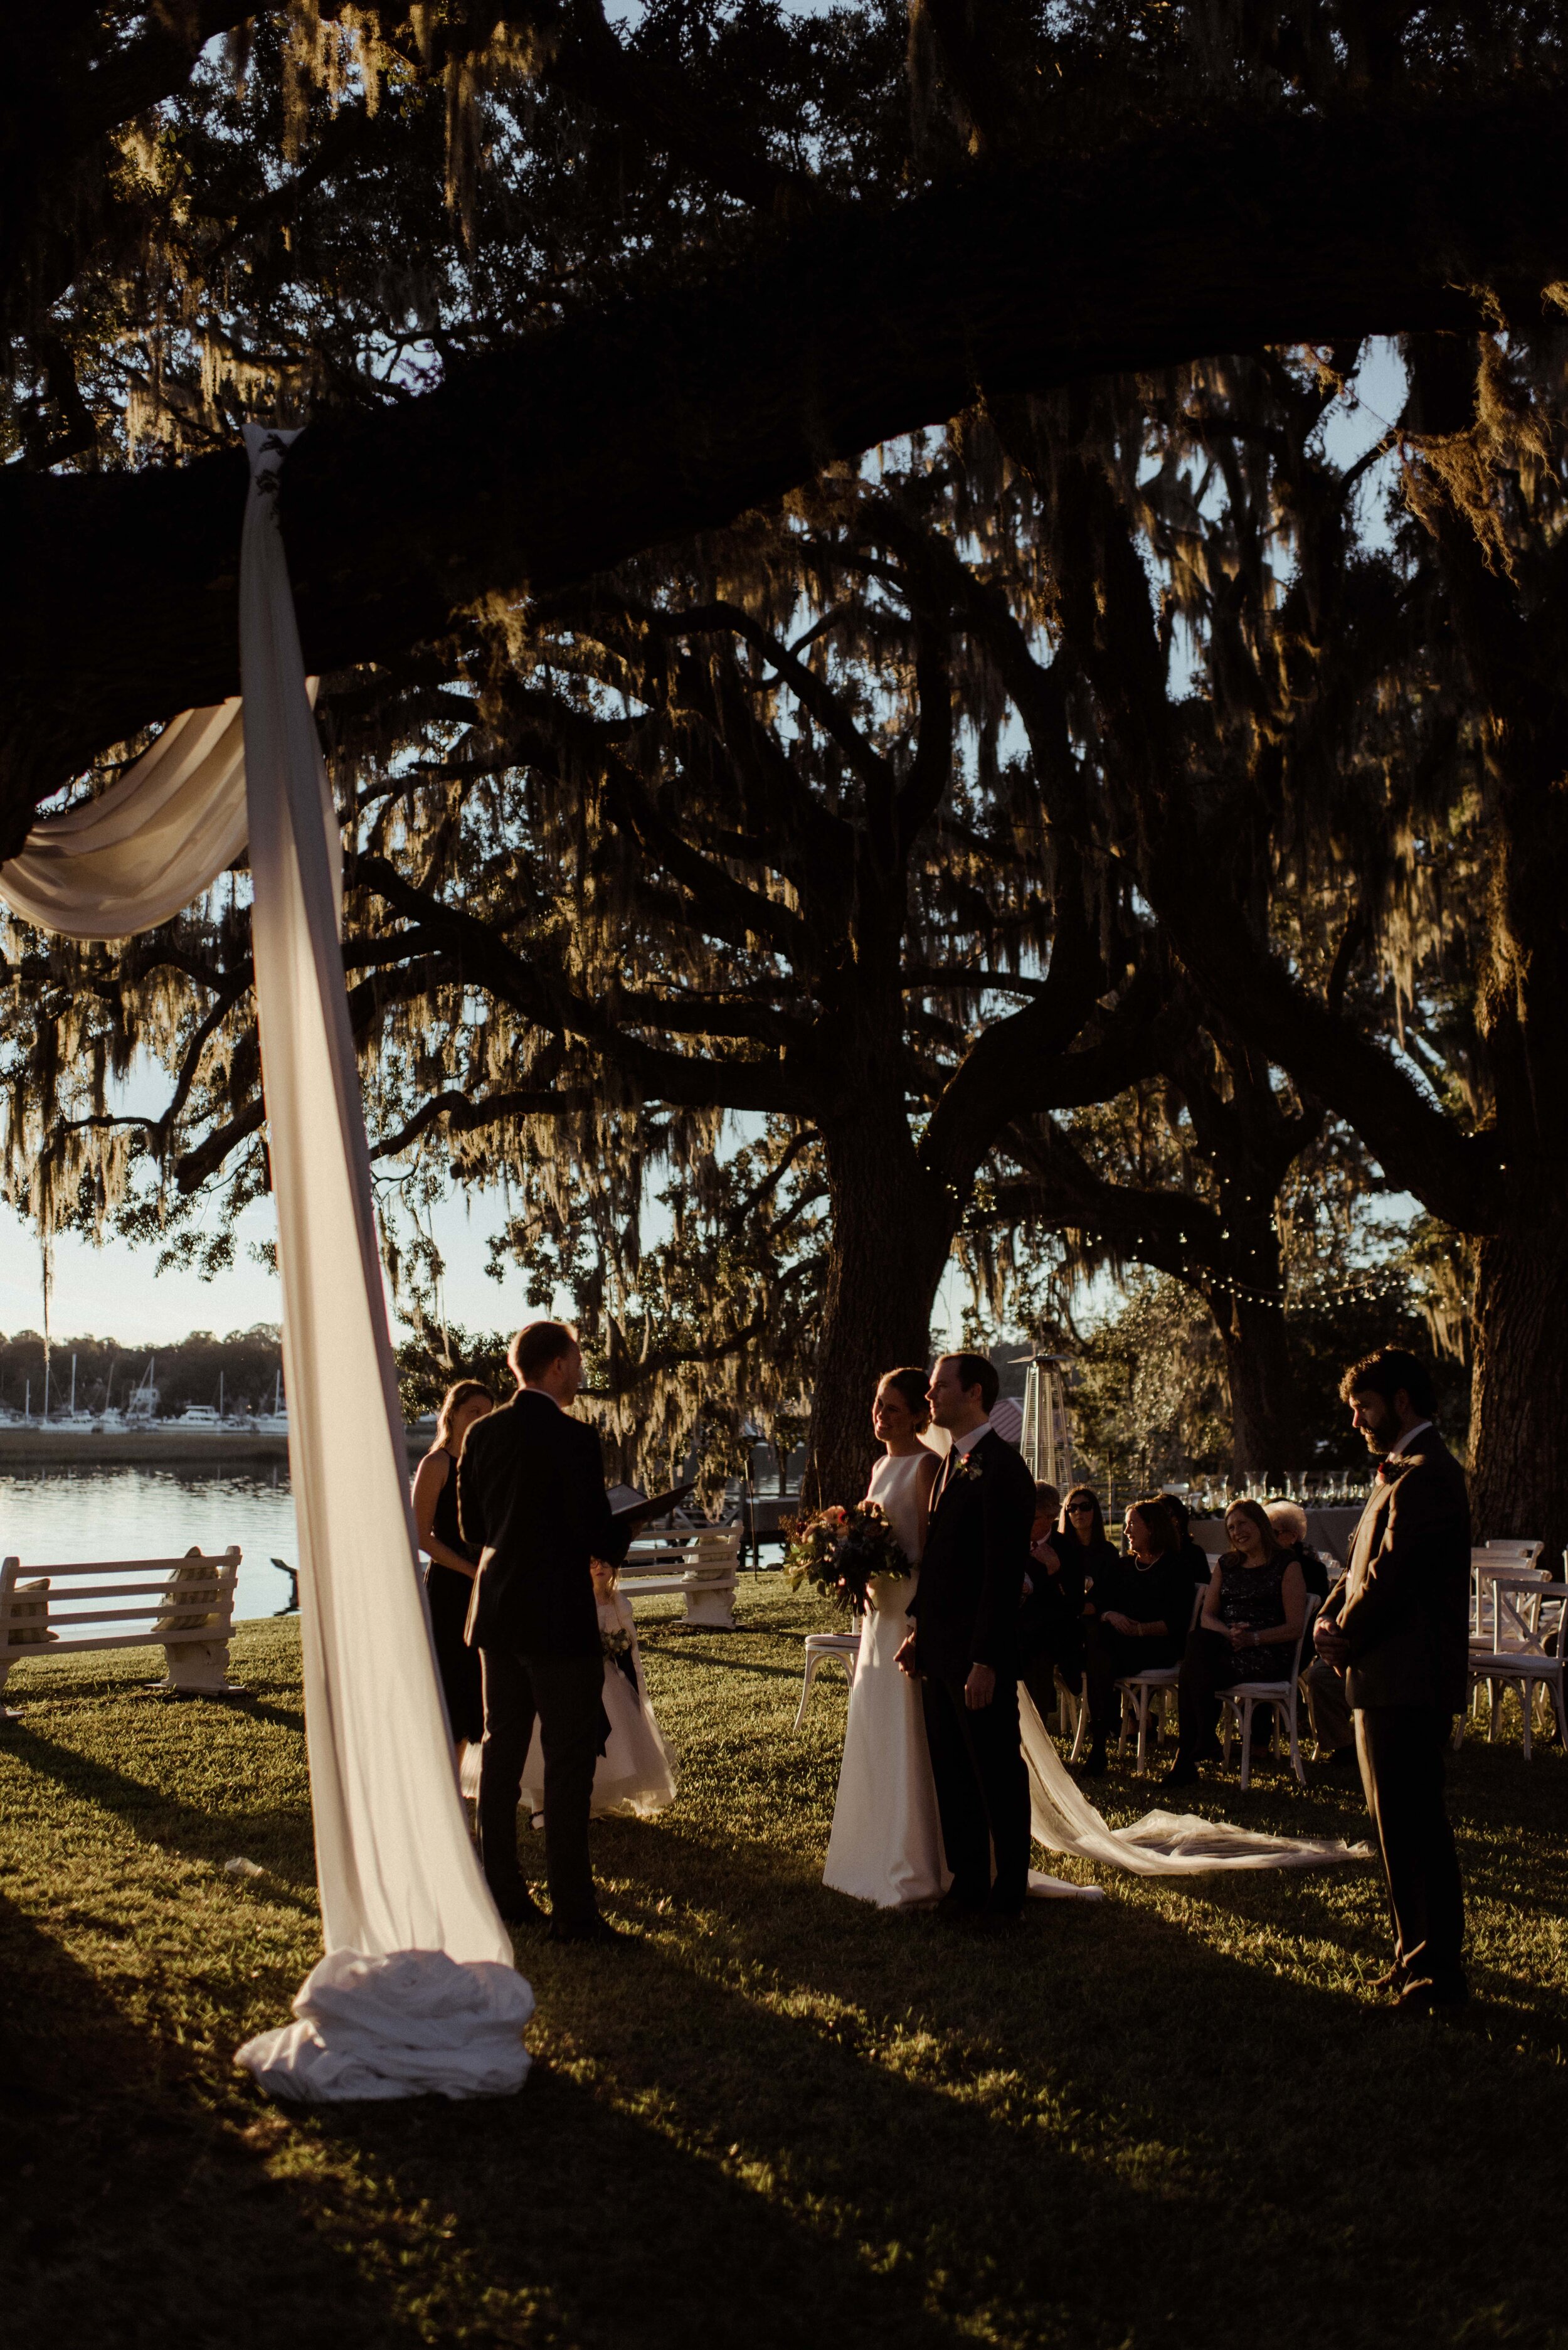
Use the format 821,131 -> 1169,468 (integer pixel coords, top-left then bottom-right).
0,1463 -> 300,1625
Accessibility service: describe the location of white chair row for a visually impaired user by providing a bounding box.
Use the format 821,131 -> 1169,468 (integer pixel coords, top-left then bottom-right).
1465,1552 -> 1565,1758
0,1547 -> 243,1713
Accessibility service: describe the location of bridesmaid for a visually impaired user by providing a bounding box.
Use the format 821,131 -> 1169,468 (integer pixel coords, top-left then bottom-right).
411,1378 -> 494,1762
822,1366 -> 946,1907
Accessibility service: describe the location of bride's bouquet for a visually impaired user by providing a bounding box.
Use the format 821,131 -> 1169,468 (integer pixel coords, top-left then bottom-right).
783,1500 -> 911,1612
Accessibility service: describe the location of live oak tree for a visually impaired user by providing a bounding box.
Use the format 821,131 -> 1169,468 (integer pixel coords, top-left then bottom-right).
11,4 -> 1568,1524
5,5 -> 1568,835
3,457 -> 1164,1504
987,329 -> 1568,1553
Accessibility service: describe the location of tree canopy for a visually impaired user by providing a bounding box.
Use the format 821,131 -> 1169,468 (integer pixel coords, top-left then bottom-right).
5,4 -> 1568,834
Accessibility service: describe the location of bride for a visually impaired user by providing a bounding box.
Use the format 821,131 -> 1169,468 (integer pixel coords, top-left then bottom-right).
822,1367 -> 948,1906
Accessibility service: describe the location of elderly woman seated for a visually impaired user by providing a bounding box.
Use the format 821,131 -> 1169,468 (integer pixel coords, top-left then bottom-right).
1078,1494 -> 1199,1778
1264,1499 -> 1334,1600
1165,1497 -> 1306,1786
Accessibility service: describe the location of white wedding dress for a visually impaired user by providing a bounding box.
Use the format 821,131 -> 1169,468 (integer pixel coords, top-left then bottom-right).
822,1450 -> 949,1906
820,1453 -> 1360,1906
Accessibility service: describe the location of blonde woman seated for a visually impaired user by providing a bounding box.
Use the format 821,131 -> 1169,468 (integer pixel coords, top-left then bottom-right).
1165,1497 -> 1306,1785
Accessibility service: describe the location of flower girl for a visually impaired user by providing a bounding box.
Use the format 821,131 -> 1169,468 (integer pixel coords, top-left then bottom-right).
525,1558 -> 678,1819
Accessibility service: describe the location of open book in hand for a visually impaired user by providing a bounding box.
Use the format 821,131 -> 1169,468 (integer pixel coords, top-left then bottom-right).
611,1481 -> 697,1524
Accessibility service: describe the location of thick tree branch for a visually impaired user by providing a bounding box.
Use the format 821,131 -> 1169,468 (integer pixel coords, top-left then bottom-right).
8,92 -> 1568,837
358,854 -> 818,1116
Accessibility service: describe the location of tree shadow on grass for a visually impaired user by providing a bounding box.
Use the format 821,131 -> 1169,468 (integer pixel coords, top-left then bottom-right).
2,1720 -> 317,1898
0,1894 -> 424,2350
536,1805 -> 1568,2347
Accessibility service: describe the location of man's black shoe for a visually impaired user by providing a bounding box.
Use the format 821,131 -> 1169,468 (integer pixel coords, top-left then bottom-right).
1398,1974 -> 1470,2014
1078,1743 -> 1107,1780
1162,1759 -> 1199,1787
492,1887 -> 547,1928
936,1888 -> 987,1922
549,1913 -> 633,1947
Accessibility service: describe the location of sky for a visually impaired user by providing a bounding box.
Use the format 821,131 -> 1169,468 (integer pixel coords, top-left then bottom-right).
2,343 -> 1414,1353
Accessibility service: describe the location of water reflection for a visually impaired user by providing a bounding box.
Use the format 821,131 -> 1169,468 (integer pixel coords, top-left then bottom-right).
0,1463 -> 299,1624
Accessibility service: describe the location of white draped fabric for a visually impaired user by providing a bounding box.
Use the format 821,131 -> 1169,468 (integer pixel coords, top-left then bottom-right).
1020,1691 -> 1370,1874
0,426 -> 530,2101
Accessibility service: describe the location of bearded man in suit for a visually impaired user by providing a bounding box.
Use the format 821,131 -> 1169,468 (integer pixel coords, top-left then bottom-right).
1313,1346 -> 1471,2011
896,1353 -> 1036,1922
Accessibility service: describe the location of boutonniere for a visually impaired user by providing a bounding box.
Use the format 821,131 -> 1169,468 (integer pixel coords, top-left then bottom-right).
955,1452 -> 983,1483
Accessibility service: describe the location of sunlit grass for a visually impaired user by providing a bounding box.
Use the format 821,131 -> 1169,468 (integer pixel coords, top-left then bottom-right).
1,1578 -> 1564,2347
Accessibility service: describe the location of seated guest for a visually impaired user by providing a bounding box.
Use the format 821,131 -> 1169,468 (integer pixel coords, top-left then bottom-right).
1162,1489 -> 1219,1593
1266,1500 -> 1334,1600
1058,1484 -> 1119,1611
1020,1481 -> 1084,1728
1078,1496 -> 1197,1778
1261,1501 -> 1354,1763
1166,1498 -> 1306,1784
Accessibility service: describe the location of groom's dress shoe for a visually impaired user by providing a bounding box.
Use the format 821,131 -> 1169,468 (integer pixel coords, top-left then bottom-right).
1397,1974 -> 1468,2014
492,1886 -> 547,1928
1161,1760 -> 1199,1788
549,1913 -> 634,1947
936,1889 -> 987,1923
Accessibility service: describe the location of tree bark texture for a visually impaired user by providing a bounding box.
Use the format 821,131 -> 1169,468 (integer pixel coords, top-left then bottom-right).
804,1117 -> 953,1513
1468,1216 -> 1568,1556
6,93 -> 1568,841
1212,1289 -> 1302,1482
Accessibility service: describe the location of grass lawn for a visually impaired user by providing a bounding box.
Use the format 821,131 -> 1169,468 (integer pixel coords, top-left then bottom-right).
1,1575 -> 1565,2350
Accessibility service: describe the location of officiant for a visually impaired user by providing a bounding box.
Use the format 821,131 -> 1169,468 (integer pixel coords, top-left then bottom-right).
459,1319 -> 634,1945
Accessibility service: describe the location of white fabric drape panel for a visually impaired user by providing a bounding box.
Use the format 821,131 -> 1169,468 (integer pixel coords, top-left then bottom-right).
0,425 -> 529,2101
1,700 -> 250,937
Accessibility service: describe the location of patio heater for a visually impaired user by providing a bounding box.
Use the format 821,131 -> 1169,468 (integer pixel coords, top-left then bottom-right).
1017,1350 -> 1074,1489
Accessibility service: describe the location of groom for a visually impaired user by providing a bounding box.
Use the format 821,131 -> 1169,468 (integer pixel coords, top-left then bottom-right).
460,1318 -> 632,1943
896,1353 -> 1035,1920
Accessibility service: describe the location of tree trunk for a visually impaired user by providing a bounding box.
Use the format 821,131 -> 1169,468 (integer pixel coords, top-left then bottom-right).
1467,1211 -> 1568,1558
1212,1288 -> 1302,1484
803,1120 -> 953,1512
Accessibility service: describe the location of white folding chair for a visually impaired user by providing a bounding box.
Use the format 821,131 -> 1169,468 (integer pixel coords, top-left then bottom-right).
1218,1593 -> 1322,1791
1469,1575 -> 1567,1758
1114,1585 -> 1206,1775
1055,1668 -> 1089,1762
1471,1547 -> 1546,1644
793,1627 -> 861,1730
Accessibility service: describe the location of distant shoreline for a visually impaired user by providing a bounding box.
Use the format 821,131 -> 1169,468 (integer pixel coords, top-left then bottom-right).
0,1424 -> 432,1469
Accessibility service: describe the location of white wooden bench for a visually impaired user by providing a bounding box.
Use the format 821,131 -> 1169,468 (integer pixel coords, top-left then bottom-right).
0,1545 -> 243,1709
619,1526 -> 739,1629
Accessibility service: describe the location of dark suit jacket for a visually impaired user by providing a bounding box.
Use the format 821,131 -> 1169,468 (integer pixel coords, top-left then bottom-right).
908,1428 -> 1035,1680
1019,1533 -> 1085,1679
1320,1430 -> 1471,1711
457,1389 -> 630,1658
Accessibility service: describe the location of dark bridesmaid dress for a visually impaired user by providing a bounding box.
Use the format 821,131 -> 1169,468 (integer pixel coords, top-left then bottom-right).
424,1448 -> 485,1745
